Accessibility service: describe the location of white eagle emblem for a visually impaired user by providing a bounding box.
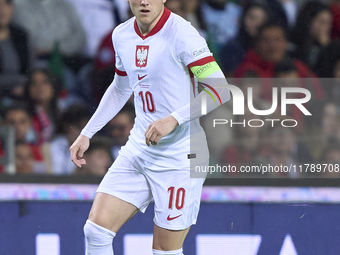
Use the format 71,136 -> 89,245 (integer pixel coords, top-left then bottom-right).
137,48 -> 148,66
136,46 -> 149,67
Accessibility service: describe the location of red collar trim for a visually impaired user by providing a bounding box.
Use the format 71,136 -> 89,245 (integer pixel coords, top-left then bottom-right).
134,7 -> 171,40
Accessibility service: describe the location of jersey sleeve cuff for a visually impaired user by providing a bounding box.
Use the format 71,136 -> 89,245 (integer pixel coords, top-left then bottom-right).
115,68 -> 127,76
187,56 -> 215,68
80,130 -> 94,139
170,112 -> 185,126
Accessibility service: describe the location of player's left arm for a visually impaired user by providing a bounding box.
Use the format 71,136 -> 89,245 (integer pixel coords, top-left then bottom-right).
145,58 -> 230,146
145,24 -> 230,146
170,57 -> 230,125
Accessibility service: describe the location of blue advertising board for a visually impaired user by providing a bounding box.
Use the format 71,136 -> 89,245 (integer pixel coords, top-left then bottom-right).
1,201 -> 340,255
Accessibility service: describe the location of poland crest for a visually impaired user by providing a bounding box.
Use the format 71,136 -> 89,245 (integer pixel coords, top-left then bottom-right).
136,45 -> 149,68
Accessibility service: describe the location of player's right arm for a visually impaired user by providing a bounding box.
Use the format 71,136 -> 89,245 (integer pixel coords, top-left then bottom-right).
70,63 -> 131,167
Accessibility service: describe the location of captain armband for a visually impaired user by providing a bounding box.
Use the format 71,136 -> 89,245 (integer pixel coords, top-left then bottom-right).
189,61 -> 221,82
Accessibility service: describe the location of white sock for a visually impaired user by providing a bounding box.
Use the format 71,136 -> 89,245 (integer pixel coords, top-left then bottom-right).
152,248 -> 184,255
84,220 -> 116,255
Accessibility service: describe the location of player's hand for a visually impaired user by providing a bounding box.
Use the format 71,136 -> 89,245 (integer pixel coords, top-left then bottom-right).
145,115 -> 178,146
69,134 -> 90,168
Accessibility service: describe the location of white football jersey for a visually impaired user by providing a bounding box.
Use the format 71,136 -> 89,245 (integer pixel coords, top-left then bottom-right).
113,8 -> 213,168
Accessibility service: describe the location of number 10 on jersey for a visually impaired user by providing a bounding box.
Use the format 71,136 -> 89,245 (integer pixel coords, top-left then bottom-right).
139,91 -> 155,113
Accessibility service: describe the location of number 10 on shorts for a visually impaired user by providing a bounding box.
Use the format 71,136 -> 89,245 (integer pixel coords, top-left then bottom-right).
168,187 -> 186,210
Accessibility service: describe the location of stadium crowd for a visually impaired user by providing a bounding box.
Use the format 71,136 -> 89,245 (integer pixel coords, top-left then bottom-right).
0,0 -> 340,178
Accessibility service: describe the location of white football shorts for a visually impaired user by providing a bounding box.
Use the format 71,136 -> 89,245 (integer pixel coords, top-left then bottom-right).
96,153 -> 208,231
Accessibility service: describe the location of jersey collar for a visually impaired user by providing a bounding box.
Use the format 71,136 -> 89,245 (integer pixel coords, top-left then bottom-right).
134,7 -> 171,40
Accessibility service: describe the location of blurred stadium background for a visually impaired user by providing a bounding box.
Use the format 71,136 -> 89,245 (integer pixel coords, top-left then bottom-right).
1,0 -> 340,254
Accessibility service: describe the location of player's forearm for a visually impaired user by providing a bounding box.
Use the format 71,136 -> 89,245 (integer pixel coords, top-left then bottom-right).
170,70 -> 230,125
81,76 -> 132,138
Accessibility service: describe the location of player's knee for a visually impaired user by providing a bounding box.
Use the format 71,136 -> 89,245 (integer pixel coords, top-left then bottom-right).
84,220 -> 116,245
152,248 -> 184,255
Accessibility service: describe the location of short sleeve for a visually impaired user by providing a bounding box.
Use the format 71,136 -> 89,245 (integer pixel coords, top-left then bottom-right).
115,53 -> 126,72
112,29 -> 127,75
175,23 -> 212,66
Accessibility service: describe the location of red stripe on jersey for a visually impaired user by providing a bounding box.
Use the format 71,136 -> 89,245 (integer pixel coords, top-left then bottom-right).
188,69 -> 196,97
134,7 -> 171,40
115,68 -> 127,76
187,56 -> 216,68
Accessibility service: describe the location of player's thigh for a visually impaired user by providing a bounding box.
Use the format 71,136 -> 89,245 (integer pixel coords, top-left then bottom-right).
153,224 -> 190,250
88,192 -> 139,233
88,154 -> 153,232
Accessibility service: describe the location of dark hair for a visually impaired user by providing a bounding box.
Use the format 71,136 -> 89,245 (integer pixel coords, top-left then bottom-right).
255,21 -> 288,43
242,70 -> 260,79
59,104 -> 92,132
291,1 -> 330,46
2,104 -> 31,120
316,40 -> 340,77
24,68 -> 60,122
86,136 -> 113,162
195,1 -> 207,32
238,2 -> 271,45
274,60 -> 297,75
6,0 -> 13,4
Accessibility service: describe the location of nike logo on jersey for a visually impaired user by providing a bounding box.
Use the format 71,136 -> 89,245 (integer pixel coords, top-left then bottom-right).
138,74 -> 147,80
167,214 -> 182,221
